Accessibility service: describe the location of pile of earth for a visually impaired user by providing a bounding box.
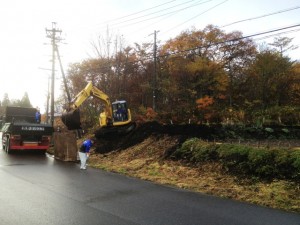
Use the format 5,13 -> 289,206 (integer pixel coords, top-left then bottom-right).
93,121 -> 300,154
87,122 -> 300,213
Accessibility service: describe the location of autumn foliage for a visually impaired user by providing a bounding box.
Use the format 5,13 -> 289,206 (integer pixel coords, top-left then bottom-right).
58,25 -> 299,128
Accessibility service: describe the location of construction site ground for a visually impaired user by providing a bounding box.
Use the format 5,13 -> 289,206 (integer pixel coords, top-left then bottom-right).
54,121 -> 300,213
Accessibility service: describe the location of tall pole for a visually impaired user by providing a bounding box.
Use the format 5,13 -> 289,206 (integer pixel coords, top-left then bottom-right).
153,30 -> 159,111
46,76 -> 50,123
46,22 -> 62,126
51,31 -> 55,126
55,44 -> 71,103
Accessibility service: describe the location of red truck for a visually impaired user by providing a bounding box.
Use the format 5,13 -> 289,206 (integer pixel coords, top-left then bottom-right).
1,106 -> 53,154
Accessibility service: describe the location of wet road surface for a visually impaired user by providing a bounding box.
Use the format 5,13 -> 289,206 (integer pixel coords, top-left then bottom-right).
0,133 -> 299,225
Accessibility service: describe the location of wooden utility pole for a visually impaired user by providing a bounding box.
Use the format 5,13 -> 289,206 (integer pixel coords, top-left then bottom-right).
46,76 -> 50,123
46,22 -> 62,126
152,30 -> 159,111
55,44 -> 71,103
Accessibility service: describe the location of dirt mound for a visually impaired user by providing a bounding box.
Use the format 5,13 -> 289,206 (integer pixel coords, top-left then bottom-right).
93,121 -> 300,154
94,121 -> 198,154
93,121 -> 223,154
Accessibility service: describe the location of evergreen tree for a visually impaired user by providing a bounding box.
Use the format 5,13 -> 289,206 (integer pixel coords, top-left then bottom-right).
2,93 -> 10,107
20,92 -> 32,107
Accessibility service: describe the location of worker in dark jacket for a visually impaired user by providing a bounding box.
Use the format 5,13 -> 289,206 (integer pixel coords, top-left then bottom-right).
35,108 -> 41,123
78,139 -> 93,170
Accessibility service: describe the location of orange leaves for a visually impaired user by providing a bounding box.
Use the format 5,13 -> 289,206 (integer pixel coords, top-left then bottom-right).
146,107 -> 158,120
196,96 -> 214,110
196,96 -> 216,123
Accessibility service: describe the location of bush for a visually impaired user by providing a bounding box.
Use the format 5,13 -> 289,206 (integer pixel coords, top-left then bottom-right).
173,138 -> 300,181
172,138 -> 200,160
247,148 -> 276,178
290,150 -> 300,180
173,138 -> 218,162
217,144 -> 251,173
192,142 -> 218,162
273,148 -> 293,179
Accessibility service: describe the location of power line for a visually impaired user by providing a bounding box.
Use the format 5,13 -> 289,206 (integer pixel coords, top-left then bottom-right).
98,0 -> 177,25
69,23 -> 300,74
113,24 -> 300,66
162,0 -> 228,34
103,0 -> 205,28
220,5 -> 300,28
128,0 -> 213,28
93,0 -> 214,45
253,28 -> 300,42
160,24 -> 300,57
96,1 -> 299,43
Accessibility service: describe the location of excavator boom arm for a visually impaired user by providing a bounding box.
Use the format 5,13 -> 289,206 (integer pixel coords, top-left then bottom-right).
69,82 -> 112,118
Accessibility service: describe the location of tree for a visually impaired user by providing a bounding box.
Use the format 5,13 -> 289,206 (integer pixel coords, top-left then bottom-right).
2,93 -> 10,107
248,50 -> 293,108
269,36 -> 298,56
61,24 -> 299,125
159,25 -> 256,123
288,62 -> 300,105
20,92 -> 32,107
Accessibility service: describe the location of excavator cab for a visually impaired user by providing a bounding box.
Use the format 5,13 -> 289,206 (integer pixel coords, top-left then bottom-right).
112,100 -> 129,122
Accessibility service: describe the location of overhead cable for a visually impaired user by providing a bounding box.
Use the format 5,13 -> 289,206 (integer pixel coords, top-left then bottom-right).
101,0 -> 213,29
220,5 -> 300,28
99,0 -> 177,25
104,0 -> 200,27
162,0 -> 228,34
160,24 -> 300,57
79,24 -> 300,71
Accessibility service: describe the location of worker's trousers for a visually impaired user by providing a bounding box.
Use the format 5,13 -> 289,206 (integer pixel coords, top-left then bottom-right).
79,152 -> 88,169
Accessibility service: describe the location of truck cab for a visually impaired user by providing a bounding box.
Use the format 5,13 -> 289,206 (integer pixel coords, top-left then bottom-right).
1,106 -> 53,154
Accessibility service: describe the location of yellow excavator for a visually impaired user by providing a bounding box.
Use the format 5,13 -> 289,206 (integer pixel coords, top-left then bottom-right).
61,82 -> 135,135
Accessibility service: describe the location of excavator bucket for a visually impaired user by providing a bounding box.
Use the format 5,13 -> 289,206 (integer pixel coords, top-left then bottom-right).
61,109 -> 82,130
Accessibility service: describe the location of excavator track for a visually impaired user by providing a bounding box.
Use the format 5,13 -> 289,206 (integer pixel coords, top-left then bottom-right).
94,122 -> 136,138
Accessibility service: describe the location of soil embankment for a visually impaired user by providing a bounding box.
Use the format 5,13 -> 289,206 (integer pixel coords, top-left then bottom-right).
93,121 -> 300,154
88,122 -> 300,213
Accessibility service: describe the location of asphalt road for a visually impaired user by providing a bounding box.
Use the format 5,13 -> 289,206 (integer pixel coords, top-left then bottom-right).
0,133 -> 299,225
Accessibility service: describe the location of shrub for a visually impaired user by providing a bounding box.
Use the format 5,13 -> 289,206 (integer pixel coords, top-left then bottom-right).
192,142 -> 218,162
173,138 -> 218,162
172,138 -> 200,160
217,144 -> 251,173
247,148 -> 276,178
174,138 -> 300,181
273,148 -> 293,179
290,150 -> 300,180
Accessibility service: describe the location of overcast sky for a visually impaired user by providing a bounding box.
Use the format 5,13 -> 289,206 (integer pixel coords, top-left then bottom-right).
0,0 -> 299,113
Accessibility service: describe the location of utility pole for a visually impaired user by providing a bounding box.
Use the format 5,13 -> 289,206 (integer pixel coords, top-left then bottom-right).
115,35 -> 124,96
38,67 -> 53,124
46,22 -> 62,126
55,44 -> 71,103
46,76 -> 50,123
152,30 -> 159,111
